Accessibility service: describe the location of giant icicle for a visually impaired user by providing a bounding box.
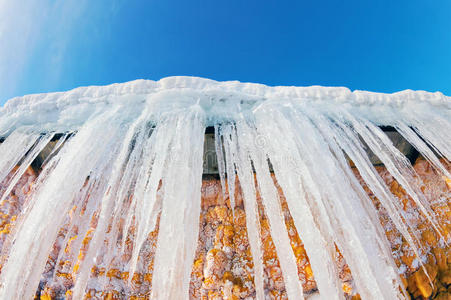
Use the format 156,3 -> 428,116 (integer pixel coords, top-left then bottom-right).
0,76 -> 449,299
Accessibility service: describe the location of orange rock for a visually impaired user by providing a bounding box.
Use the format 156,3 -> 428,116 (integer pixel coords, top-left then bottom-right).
106,268 -> 121,279
192,257 -> 204,277
203,275 -> 219,290
143,273 -> 152,284
222,271 -> 234,283
342,281 -> 352,294
131,272 -> 142,286
56,271 -> 72,280
233,208 -> 246,227
222,225 -> 235,248
204,249 -> 228,278
268,266 -> 285,290
399,274 -> 408,290
433,247 -> 448,272
422,229 -> 438,247
413,267 -> 433,298
269,289 -> 287,300
439,268 -> 451,285
214,206 -> 231,224
435,291 -> 451,300
64,235 -> 77,254
2,159 -> 451,299
121,271 -> 129,281
304,264 -> 314,281
400,252 -> 416,270
207,290 -> 222,300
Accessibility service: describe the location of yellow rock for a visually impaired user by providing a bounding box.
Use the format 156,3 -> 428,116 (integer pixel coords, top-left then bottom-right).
192,257 -> 204,276
304,264 -> 314,280
342,282 -> 352,294
64,235 -> 77,254
413,267 -> 433,298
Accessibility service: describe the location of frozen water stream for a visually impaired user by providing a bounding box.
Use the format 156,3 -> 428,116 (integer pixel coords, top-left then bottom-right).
0,76 -> 449,299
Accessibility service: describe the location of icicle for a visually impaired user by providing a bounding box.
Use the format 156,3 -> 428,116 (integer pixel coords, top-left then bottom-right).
40,132 -> 71,168
394,121 -> 450,178
214,124 -> 227,204
128,113 -> 180,279
0,133 -> 54,204
217,123 -> 265,300
339,111 -> 442,236
252,102 -> 403,299
253,108 -> 344,300
150,105 -> 205,299
222,124 -> 237,214
0,108 -> 131,300
0,77 -> 449,299
233,119 -> 305,299
402,109 -> 451,160
0,130 -> 41,184
71,113 -> 150,298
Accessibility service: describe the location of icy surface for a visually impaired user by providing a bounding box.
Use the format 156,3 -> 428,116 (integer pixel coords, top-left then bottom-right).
0,76 -> 449,135
0,76 -> 449,299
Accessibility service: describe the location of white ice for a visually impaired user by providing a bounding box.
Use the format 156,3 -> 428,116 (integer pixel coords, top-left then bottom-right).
0,76 -> 449,300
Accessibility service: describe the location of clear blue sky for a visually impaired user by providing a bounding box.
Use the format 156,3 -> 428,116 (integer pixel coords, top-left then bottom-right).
1,0 -> 450,105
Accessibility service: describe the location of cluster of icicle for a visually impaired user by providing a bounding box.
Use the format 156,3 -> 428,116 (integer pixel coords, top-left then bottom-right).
0,76 -> 449,300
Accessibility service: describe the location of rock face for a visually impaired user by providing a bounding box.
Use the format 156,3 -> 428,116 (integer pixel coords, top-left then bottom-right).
0,166 -> 37,250
0,157 -> 449,299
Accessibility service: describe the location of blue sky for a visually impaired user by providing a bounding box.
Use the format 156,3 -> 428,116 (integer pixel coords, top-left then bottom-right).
1,0 -> 450,105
